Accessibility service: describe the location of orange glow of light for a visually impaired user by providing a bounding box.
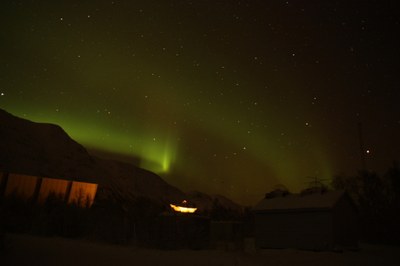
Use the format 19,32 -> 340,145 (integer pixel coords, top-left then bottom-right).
170,203 -> 197,213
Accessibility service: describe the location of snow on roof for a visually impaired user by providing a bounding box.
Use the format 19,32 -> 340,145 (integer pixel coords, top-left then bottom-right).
253,190 -> 345,212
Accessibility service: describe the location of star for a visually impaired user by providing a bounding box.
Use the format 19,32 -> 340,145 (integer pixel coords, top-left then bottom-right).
1,0 -> 398,205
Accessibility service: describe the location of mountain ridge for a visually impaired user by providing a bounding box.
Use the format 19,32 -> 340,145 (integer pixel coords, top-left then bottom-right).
0,108 -> 185,203
0,108 -> 242,212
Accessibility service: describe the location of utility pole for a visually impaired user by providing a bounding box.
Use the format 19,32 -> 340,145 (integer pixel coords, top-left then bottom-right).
357,122 -> 367,171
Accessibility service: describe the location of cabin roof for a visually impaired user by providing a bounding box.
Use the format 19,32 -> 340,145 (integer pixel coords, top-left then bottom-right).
253,190 -> 345,212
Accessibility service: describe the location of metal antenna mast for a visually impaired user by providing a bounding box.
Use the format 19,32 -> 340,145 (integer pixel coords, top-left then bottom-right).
357,122 -> 367,171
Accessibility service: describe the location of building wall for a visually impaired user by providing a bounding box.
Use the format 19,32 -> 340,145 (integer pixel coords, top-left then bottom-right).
0,172 -> 6,197
1,172 -> 98,208
210,221 -> 244,249
157,214 -> 210,249
255,210 -> 333,250
0,172 -> 5,193
333,196 -> 358,248
67,181 -> 98,207
37,178 -> 70,203
4,173 -> 39,200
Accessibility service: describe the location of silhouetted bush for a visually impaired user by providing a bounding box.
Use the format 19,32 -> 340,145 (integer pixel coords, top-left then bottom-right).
0,192 -> 92,240
0,193 -> 37,233
332,162 -> 400,244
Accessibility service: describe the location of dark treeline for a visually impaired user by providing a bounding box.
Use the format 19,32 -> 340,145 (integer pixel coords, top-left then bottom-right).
331,162 -> 400,245
0,191 -> 244,250
0,193 -> 170,246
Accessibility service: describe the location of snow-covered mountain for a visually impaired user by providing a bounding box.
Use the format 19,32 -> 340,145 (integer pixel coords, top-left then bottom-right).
0,108 -> 185,204
187,190 -> 243,213
0,108 -> 242,212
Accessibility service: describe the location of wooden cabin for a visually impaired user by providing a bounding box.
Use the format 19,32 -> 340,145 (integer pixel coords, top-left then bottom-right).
253,190 -> 358,250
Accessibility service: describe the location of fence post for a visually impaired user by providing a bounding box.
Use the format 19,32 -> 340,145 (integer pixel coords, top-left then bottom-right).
0,172 -> 9,201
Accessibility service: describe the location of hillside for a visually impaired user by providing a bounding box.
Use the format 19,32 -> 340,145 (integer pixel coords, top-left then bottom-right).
0,108 -> 185,204
0,108 -> 242,212
187,191 -> 243,213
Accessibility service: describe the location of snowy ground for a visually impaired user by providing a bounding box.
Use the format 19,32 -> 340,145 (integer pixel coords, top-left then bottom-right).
2,234 -> 399,266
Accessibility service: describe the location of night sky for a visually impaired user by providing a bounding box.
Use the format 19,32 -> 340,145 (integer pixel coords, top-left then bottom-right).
1,1 -> 399,204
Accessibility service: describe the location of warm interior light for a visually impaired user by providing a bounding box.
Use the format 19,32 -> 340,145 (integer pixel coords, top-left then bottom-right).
170,203 -> 197,213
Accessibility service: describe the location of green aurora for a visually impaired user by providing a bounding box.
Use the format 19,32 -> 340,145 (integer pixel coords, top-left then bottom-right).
1,1 -> 398,204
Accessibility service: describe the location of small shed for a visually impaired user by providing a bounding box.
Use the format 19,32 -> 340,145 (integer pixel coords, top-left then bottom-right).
253,190 -> 358,250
